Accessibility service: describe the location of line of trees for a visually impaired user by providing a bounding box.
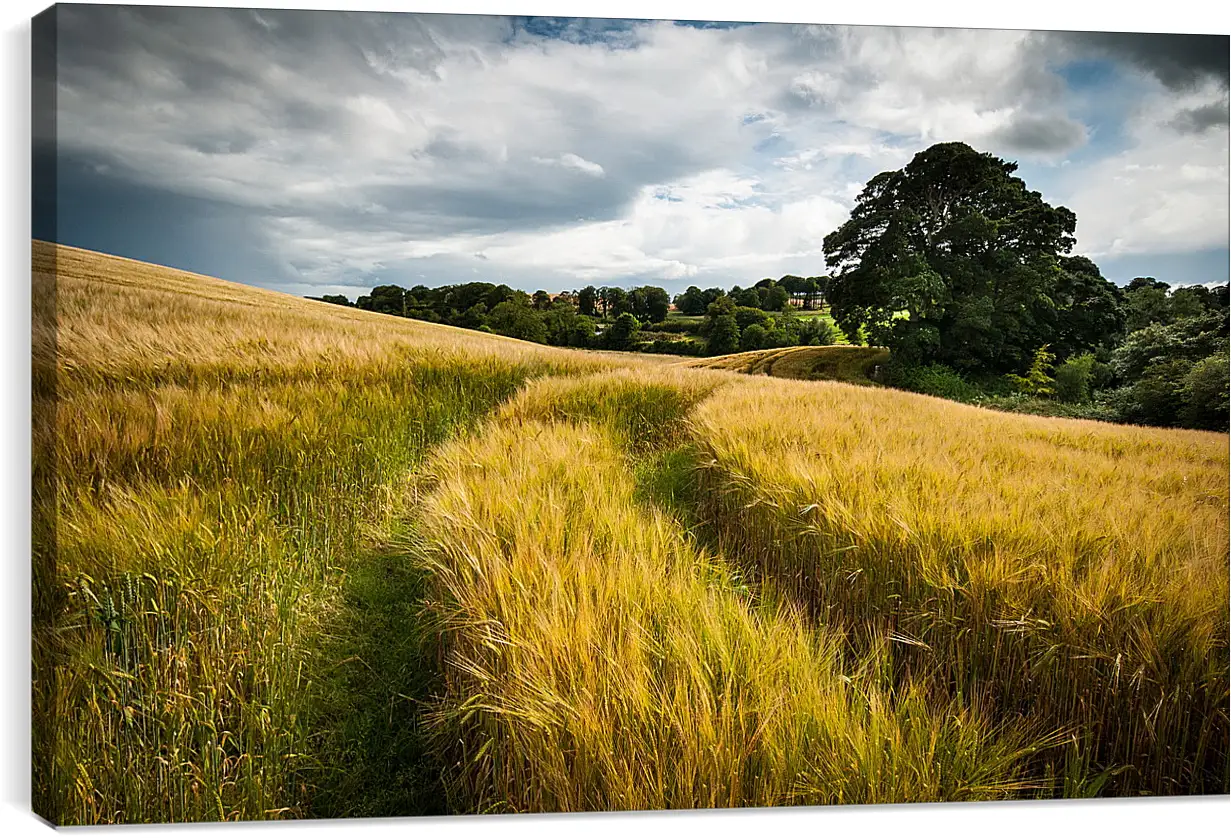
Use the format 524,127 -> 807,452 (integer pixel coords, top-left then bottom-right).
308,274 -> 839,357
672,276 -> 827,315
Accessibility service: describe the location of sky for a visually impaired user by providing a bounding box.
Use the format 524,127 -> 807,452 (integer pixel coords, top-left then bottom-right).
34,4 -> 1231,299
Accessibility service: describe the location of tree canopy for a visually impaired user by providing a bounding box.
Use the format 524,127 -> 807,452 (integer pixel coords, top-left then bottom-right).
823,141 -> 1121,375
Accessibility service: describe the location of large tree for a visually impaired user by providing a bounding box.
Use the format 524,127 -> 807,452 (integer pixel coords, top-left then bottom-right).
703,296 -> 741,355
578,286 -> 598,317
1043,255 -> 1127,359
674,286 -> 708,316
822,142 -> 1101,375
604,313 -> 642,351
488,299 -> 548,343
761,284 -> 790,312
358,284 -> 408,317
628,285 -> 671,323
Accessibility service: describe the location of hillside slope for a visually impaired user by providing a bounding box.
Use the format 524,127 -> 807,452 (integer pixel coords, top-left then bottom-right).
32,242 -> 1229,823
690,345 -> 889,385
32,241 -> 622,823
34,241 -> 670,375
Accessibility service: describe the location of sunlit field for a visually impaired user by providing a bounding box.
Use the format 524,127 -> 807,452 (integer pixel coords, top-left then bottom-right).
32,241 -> 624,822
690,345 -> 889,385
690,379 -> 1229,794
32,242 -> 1229,824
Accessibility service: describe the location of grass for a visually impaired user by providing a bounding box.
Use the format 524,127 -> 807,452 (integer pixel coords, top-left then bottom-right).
33,241 -> 1230,823
297,525 -> 450,819
688,377 -> 1230,795
32,241 -> 623,823
413,393 -> 1044,812
690,345 -> 889,386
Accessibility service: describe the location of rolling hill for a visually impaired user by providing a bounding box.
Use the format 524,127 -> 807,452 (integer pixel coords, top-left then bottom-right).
689,344 -> 890,385
32,241 -> 1230,824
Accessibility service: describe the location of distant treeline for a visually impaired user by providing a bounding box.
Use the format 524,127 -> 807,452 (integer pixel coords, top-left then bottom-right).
887,277 -> 1231,432
308,275 -> 839,356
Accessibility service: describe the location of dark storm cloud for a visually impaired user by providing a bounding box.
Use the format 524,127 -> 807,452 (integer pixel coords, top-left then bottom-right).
1170,99 -> 1230,134
44,150 -> 295,287
49,5 -> 707,260
1064,31 -> 1229,90
184,132 -> 260,156
53,5 -> 453,122
56,5 -> 459,80
989,113 -> 1088,154
365,176 -> 630,234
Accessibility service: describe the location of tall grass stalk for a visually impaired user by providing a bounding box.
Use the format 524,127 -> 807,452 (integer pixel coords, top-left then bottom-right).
689,377 -> 1229,794
32,241 -> 612,823
414,408 -> 1045,812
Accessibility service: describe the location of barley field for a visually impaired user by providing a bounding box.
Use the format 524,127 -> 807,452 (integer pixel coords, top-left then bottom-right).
32,241 -> 1229,824
690,345 -> 890,385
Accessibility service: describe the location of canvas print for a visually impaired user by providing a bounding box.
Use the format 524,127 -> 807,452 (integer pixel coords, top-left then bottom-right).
30,2 -> 1230,826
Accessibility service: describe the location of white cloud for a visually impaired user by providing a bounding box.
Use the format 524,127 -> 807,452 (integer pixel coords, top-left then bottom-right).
49,8 -> 1229,290
531,152 -> 606,177
1062,80 -> 1229,258
256,167 -> 850,286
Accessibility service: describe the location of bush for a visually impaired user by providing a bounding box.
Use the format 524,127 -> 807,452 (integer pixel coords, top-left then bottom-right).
884,361 -> 982,403
1104,359 -> 1190,427
647,320 -> 703,335
1178,353 -> 1230,431
641,339 -> 704,357
1054,353 -> 1096,403
798,318 -> 837,347
734,306 -> 772,331
740,323 -> 768,352
1004,345 -> 1056,398
974,392 -> 1121,423
1112,313 -> 1229,381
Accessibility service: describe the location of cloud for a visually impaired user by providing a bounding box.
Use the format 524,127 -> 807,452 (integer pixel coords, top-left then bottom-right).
1060,83 -> 1229,259
47,7 -> 1227,292
532,152 -> 606,177
1065,32 -> 1230,91
989,113 -> 1089,154
1170,98 -> 1230,134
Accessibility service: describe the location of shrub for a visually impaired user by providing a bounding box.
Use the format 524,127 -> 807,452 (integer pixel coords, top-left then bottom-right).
885,360 -> 982,403
974,392 -> 1121,423
1053,353 -> 1096,403
1112,313 -> 1229,382
1105,360 -> 1190,427
799,317 -> 838,346
1005,345 -> 1056,397
642,339 -> 704,357
647,319 -> 703,335
1178,353 -> 1230,431
740,323 -> 768,352
734,306 -> 772,331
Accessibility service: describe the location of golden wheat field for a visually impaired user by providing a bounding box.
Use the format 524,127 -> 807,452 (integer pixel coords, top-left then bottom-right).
31,240 -> 1229,824
689,345 -> 890,385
